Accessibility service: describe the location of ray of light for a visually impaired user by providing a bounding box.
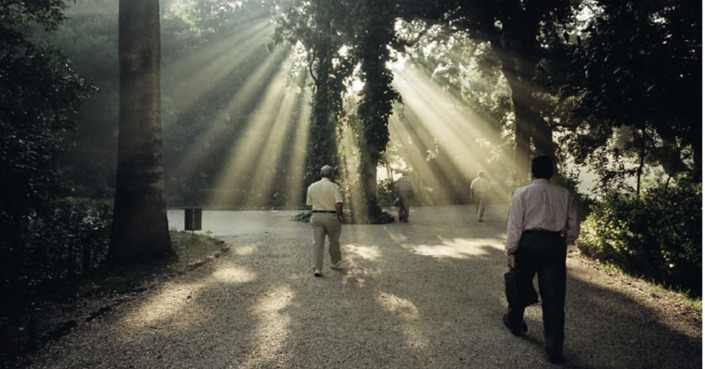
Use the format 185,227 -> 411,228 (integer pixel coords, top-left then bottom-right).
241,75 -> 303,208
208,51 -> 310,208
388,112 -> 455,205
173,47 -> 290,185
165,19 -> 275,114
389,65 -> 515,203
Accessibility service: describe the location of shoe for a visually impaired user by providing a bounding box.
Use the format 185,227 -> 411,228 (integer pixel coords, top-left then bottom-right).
402,219 -> 408,223
313,269 -> 322,277
502,314 -> 528,336
479,219 -> 483,222
330,261 -> 343,270
545,348 -> 564,364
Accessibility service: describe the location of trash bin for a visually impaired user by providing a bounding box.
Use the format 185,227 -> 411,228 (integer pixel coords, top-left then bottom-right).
185,208 -> 202,231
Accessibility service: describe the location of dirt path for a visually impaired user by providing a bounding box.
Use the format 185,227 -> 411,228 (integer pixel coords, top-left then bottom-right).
25,206 -> 700,368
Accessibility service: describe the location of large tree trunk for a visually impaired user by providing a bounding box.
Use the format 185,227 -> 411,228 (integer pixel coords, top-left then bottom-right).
304,1 -> 339,187
110,0 -> 174,264
354,0 -> 397,219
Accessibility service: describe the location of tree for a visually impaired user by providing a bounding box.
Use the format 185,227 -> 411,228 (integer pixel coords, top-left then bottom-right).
275,0 -> 352,187
0,0 -> 94,294
561,0 -> 701,196
110,0 -> 174,264
349,0 -> 400,218
398,0 -> 576,178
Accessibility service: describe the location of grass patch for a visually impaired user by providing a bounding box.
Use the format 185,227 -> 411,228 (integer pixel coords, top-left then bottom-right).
78,231 -> 223,296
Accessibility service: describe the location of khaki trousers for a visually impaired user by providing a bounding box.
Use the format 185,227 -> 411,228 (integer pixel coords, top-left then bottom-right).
475,192 -> 487,220
310,213 -> 342,271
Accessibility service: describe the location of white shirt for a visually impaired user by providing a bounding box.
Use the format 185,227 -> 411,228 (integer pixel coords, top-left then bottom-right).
306,177 -> 343,211
471,176 -> 490,194
505,179 -> 580,252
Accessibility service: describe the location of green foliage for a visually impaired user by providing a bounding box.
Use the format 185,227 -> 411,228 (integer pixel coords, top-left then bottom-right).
560,0 -> 701,185
577,181 -> 702,297
1,0 -> 96,309
275,0 -> 354,186
0,198 -> 112,313
377,178 -> 396,207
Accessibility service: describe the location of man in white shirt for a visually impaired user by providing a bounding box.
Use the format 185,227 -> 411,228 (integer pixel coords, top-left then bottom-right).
306,165 -> 345,277
504,155 -> 580,364
470,170 -> 490,222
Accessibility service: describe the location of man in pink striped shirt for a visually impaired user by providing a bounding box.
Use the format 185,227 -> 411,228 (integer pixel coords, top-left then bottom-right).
503,155 -> 580,364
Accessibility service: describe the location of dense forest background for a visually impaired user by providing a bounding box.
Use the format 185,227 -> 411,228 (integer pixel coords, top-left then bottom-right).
0,0 -> 701,334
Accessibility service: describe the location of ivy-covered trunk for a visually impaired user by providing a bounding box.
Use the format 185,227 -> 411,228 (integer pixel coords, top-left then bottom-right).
303,0 -> 342,187
353,0 -> 399,219
110,0 -> 174,264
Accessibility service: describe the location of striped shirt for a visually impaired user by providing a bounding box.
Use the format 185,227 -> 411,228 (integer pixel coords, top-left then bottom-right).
506,179 -> 580,252
395,175 -> 412,194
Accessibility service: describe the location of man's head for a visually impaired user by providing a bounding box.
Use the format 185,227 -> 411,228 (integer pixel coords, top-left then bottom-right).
320,165 -> 334,179
531,155 -> 553,179
477,170 -> 485,178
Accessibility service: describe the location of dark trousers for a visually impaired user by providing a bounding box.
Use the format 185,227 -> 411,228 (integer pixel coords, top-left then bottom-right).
508,231 -> 567,355
397,192 -> 410,221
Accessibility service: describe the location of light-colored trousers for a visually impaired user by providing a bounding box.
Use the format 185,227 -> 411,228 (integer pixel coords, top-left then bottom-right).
475,192 -> 487,220
310,213 -> 342,271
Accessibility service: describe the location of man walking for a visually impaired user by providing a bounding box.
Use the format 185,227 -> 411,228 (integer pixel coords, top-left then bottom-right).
394,171 -> 414,222
503,156 -> 580,364
306,165 -> 345,277
470,170 -> 490,222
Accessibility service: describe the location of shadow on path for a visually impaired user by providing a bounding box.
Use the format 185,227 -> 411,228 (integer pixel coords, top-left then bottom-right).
24,206 -> 700,369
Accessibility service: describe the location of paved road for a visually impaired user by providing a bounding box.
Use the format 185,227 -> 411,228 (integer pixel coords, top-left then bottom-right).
26,206 -> 701,368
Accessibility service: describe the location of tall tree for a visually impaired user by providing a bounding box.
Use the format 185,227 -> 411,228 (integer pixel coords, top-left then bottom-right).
399,0 -> 575,178
276,0 -> 352,187
1,0 -> 93,295
562,0 -> 702,195
350,0 -> 400,218
110,0 -> 174,264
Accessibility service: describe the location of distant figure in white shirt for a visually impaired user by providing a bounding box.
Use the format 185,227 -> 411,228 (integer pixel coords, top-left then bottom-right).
470,170 -> 490,222
503,155 -> 580,364
306,165 -> 345,277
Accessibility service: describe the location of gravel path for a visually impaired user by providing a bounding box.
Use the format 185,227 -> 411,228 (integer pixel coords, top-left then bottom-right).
25,206 -> 701,369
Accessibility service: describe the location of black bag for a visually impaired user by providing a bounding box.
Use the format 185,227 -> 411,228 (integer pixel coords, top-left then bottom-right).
504,268 -> 539,308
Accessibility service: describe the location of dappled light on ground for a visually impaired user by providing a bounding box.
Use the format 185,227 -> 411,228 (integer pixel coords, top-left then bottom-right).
239,285 -> 294,368
376,292 -> 420,320
125,282 -> 208,329
344,244 -> 382,261
212,266 -> 257,284
402,237 -> 498,259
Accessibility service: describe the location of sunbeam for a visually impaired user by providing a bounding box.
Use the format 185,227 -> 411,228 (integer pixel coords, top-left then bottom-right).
208,51 -> 310,208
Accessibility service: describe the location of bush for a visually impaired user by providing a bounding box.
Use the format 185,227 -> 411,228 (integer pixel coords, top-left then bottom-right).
577,182 -> 701,297
0,198 -> 112,312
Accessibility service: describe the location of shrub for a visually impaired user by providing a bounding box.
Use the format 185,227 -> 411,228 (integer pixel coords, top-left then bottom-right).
577,181 -> 701,297
0,198 -> 112,312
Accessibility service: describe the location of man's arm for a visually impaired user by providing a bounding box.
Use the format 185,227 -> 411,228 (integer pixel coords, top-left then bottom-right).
335,202 -> 345,223
565,194 -> 580,245
334,185 -> 345,223
505,191 -> 524,268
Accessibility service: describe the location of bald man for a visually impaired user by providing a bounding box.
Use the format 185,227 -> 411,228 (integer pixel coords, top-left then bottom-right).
306,165 -> 345,277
